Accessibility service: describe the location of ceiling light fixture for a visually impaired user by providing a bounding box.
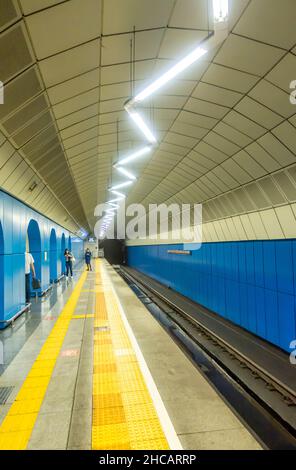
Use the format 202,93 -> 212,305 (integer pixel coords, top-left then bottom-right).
125,109 -> 157,143
108,196 -> 124,203
110,190 -> 126,198
101,0 -> 229,215
116,167 -> 136,180
213,0 -> 229,23
115,146 -> 152,166
109,181 -> 133,191
132,48 -> 207,104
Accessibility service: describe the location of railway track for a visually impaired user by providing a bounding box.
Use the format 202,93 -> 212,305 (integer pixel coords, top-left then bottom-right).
117,265 -> 296,450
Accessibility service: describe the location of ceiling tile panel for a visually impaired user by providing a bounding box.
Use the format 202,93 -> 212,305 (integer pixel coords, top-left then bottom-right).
214,34 -> 285,76
233,0 -> 296,50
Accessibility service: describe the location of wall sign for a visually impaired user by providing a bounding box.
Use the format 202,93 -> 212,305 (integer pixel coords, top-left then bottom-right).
167,250 -> 191,255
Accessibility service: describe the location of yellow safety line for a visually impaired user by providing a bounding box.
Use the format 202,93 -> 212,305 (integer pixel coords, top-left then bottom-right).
0,271 -> 87,450
92,259 -> 169,450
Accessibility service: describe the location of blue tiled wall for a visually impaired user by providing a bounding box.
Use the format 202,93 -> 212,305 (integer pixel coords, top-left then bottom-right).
0,189 -> 84,326
127,241 -> 296,353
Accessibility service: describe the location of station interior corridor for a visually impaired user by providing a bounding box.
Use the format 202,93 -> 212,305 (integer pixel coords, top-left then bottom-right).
0,261 -> 261,450
0,0 -> 296,457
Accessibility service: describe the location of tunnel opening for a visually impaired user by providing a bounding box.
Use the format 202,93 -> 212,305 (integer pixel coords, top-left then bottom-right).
61,233 -> 66,275
68,235 -> 72,251
49,228 -> 57,283
27,219 -> 41,296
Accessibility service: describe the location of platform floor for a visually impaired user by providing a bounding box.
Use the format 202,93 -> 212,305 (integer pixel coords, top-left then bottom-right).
0,260 -> 261,450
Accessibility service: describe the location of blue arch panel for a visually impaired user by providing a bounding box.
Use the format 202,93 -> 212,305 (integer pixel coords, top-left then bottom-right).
49,229 -> 58,282
0,189 -> 84,327
0,222 -> 4,323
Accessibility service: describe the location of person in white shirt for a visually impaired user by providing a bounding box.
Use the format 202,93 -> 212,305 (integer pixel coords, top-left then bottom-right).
25,251 -> 36,303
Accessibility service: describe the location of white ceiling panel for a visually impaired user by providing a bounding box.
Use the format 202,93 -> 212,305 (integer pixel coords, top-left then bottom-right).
195,141 -> 228,164
171,121 -> 208,140
233,150 -> 267,179
246,142 -> 281,173
159,29 -> 208,60
202,63 -> 259,94
60,117 -> 99,140
233,0 -> 296,50
259,133 -> 296,167
53,88 -> 99,119
185,97 -> 229,119
63,128 -> 98,150
153,95 -> 187,110
101,29 -> 163,66
249,80 -> 294,119
223,111 -> 267,139
214,34 -> 285,76
48,69 -> 100,105
193,82 -> 242,107
20,0 -> 65,15
178,110 -> 218,129
39,39 -> 100,87
57,104 -> 98,130
266,53 -> 296,93
235,96 -> 284,129
25,0 -> 101,59
204,132 -> 239,157
165,132 -> 198,149
100,82 -> 131,101
214,122 -> 252,148
169,0 -> 208,29
101,60 -> 155,86
272,121 -> 296,156
103,0 -> 174,35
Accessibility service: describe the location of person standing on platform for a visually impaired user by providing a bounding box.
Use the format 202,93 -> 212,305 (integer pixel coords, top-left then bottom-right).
85,248 -> 92,271
64,248 -> 74,278
25,251 -> 36,304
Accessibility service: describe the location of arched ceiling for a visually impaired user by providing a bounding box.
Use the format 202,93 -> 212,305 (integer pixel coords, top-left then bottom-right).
0,0 -> 296,235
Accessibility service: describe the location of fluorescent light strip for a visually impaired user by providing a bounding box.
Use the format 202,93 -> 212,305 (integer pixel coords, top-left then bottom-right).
116,146 -> 152,166
129,0 -> 228,105
213,0 -> 229,22
109,181 -> 133,191
133,47 -> 207,103
108,197 -> 124,203
110,190 -> 126,198
126,109 -> 157,143
116,167 -> 136,180
101,0 -> 228,213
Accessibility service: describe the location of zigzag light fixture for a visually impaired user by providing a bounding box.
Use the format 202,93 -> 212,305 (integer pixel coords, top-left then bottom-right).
101,0 -> 229,238
124,0 -> 229,142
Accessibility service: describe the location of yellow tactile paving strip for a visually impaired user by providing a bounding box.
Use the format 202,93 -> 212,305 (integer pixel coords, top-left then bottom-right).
92,259 -> 170,450
0,271 -> 87,450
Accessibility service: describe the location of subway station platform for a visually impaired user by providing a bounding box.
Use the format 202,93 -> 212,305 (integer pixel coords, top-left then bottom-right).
0,260 -> 261,450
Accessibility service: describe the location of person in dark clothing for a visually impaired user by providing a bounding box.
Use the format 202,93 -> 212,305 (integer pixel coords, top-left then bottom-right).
64,249 -> 74,278
25,251 -> 36,303
85,248 -> 92,271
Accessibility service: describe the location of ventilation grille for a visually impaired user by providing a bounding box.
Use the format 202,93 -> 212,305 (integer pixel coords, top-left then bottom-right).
2,94 -> 48,135
0,67 -> 42,121
0,24 -> 33,83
